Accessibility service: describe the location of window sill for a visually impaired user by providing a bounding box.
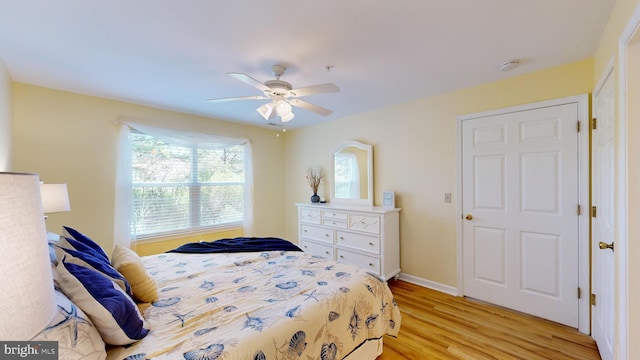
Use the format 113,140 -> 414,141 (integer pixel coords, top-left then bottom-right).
132,224 -> 242,245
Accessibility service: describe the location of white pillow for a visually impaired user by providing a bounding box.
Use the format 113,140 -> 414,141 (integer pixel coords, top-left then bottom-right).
33,289 -> 106,360
56,256 -> 149,345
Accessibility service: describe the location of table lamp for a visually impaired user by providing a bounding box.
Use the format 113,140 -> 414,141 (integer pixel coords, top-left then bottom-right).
40,183 -> 71,217
0,172 -> 56,340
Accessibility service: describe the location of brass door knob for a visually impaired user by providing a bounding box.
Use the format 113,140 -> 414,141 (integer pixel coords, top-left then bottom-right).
598,241 -> 614,251
465,214 -> 473,221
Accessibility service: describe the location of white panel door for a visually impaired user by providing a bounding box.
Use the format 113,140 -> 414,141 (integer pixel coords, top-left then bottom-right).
592,68 -> 615,360
461,103 -> 580,327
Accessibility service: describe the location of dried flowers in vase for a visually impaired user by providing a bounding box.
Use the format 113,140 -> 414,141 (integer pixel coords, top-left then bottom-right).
306,166 -> 323,203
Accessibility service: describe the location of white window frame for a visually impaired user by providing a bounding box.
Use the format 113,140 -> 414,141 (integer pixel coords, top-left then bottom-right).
114,121 -> 254,247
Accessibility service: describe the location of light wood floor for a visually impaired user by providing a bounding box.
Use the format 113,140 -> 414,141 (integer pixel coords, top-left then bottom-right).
378,280 -> 601,360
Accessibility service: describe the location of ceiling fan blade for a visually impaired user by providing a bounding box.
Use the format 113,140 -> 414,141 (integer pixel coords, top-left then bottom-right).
289,83 -> 339,98
228,72 -> 272,93
207,95 -> 268,103
289,99 -> 333,116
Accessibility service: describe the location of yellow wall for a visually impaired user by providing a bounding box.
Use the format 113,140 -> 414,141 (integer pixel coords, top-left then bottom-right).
12,83 -> 287,254
134,228 -> 242,256
594,0 -> 640,80
284,58 -> 594,287
0,60 -> 11,171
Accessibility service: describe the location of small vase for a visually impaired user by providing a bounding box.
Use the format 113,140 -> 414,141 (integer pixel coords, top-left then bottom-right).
311,193 -> 320,203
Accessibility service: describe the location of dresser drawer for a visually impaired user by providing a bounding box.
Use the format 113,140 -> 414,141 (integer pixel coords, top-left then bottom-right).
300,224 -> 333,244
336,230 -> 380,254
348,213 -> 380,234
336,249 -> 380,274
300,240 -> 333,259
322,210 -> 348,221
322,218 -> 347,228
299,208 -> 321,224
322,210 -> 348,228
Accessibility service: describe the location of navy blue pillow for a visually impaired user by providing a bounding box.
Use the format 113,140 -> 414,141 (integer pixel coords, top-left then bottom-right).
57,256 -> 149,345
63,226 -> 110,262
54,244 -> 132,296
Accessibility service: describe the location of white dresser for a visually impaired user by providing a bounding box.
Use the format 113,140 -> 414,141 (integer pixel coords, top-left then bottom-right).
296,203 -> 401,281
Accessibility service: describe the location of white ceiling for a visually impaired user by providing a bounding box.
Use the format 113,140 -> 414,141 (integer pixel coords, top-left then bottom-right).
0,0 -> 614,129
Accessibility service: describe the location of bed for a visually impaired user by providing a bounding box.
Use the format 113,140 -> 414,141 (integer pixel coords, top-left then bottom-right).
40,229 -> 401,360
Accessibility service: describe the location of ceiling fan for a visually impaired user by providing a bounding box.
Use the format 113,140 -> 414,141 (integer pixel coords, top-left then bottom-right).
207,64 -> 339,122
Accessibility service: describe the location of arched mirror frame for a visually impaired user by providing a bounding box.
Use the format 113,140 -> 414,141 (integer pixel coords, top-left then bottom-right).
330,141 -> 373,206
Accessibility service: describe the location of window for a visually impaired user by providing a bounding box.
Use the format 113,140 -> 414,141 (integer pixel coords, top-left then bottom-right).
130,131 -> 245,238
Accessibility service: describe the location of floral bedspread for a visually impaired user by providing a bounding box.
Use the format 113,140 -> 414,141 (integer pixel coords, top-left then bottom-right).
106,250 -> 401,360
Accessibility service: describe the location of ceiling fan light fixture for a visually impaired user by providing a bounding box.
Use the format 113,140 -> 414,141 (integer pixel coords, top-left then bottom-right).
276,100 -> 292,116
280,111 -> 295,122
256,103 -> 274,120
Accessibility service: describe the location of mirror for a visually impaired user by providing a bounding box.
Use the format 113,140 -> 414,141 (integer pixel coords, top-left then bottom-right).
331,141 -> 373,206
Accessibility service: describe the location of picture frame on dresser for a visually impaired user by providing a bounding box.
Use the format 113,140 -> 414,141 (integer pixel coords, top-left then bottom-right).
383,191 -> 395,208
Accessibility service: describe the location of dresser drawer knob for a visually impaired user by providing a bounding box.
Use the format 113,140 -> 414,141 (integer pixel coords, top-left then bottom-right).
369,263 -> 374,267
325,251 -> 330,255
339,255 -> 344,259
325,234 -> 330,237
339,236 -> 344,240
369,242 -> 374,246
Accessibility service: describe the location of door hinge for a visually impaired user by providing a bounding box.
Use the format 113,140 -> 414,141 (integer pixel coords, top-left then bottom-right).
591,293 -> 597,306
577,121 -> 581,132
577,205 -> 581,215
592,206 -> 597,218
592,118 -> 597,130
577,287 -> 581,299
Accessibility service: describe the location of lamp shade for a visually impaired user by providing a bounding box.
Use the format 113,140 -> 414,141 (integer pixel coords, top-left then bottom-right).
280,111 -> 295,122
40,183 -> 71,213
0,172 -> 56,340
256,103 -> 274,120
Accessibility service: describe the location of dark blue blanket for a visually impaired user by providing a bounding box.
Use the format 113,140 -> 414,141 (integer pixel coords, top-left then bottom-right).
167,237 -> 302,254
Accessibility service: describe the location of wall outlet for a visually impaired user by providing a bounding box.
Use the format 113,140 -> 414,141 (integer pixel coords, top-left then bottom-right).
444,193 -> 452,203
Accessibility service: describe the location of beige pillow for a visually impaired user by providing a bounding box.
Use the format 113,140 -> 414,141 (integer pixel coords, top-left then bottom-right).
110,246 -> 159,303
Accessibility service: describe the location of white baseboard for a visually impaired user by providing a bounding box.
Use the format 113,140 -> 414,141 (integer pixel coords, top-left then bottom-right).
396,272 -> 458,296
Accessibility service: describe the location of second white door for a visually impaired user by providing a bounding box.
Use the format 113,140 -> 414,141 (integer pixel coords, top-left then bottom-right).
461,102 -> 580,327
591,66 -> 615,360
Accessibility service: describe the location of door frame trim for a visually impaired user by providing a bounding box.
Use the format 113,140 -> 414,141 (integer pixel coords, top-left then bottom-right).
455,94 -> 590,334
615,3 -> 640,357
